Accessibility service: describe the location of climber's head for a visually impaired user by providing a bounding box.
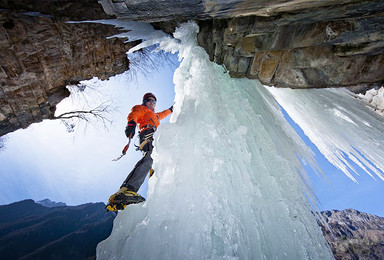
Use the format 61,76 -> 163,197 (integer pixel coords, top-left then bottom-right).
143,92 -> 157,110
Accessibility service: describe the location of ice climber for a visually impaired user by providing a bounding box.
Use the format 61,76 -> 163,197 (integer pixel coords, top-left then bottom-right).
107,92 -> 173,211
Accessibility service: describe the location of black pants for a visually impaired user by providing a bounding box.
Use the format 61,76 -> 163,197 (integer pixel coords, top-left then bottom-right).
120,129 -> 154,192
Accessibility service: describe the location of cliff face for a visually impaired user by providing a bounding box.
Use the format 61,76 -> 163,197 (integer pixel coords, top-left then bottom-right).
197,14 -> 384,91
319,209 -> 384,260
101,0 -> 384,93
1,1 -> 383,136
0,0 -> 135,136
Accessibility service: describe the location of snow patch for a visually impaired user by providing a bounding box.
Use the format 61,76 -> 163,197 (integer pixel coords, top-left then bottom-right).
358,87 -> 384,117
37,198 -> 66,208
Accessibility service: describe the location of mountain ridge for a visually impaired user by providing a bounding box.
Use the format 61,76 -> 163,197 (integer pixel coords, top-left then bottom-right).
1,199 -> 383,259
0,199 -> 115,260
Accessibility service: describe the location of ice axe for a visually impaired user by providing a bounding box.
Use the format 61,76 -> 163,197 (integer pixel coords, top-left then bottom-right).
112,138 -> 131,161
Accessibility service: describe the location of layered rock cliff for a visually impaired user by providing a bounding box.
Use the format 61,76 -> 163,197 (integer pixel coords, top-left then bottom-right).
0,0 -> 135,136
319,209 -> 384,260
101,0 -> 384,92
1,0 -> 383,135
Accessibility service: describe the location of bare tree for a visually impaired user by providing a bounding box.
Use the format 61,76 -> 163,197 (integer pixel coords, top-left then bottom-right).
52,101 -> 114,133
126,45 -> 178,82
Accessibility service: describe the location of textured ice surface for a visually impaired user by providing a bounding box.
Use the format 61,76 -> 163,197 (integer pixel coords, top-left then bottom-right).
97,21 -> 334,260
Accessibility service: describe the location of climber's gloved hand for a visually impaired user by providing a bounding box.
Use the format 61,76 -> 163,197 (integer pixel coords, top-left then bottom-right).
169,105 -> 173,113
125,120 -> 136,138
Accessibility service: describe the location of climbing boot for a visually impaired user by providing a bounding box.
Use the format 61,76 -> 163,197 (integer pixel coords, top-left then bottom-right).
106,187 -> 145,212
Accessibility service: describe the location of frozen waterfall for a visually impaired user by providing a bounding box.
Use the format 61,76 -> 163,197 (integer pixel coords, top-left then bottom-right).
96,21 -> 341,259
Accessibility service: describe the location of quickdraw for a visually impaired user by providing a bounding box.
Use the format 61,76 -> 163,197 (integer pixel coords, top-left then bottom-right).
135,132 -> 154,151
136,138 -> 151,151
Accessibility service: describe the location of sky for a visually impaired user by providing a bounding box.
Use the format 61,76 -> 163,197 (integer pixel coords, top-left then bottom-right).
0,50 -> 383,217
0,51 -> 178,207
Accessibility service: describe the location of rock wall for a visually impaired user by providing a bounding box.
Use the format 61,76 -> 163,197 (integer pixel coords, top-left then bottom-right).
319,209 -> 384,260
101,0 -> 384,92
2,0 -> 384,136
0,1 -> 135,136
197,11 -> 384,91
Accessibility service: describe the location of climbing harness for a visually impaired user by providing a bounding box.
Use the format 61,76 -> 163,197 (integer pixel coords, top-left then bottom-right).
113,125 -> 155,161
140,124 -> 157,132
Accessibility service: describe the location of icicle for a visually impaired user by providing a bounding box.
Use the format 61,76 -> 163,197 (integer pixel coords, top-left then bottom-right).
268,87 -> 384,182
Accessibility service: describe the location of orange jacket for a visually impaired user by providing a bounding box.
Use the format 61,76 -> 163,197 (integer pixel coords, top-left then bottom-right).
127,105 -> 171,131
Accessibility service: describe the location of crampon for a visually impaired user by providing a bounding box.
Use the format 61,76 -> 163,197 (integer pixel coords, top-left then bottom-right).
106,191 -> 145,212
